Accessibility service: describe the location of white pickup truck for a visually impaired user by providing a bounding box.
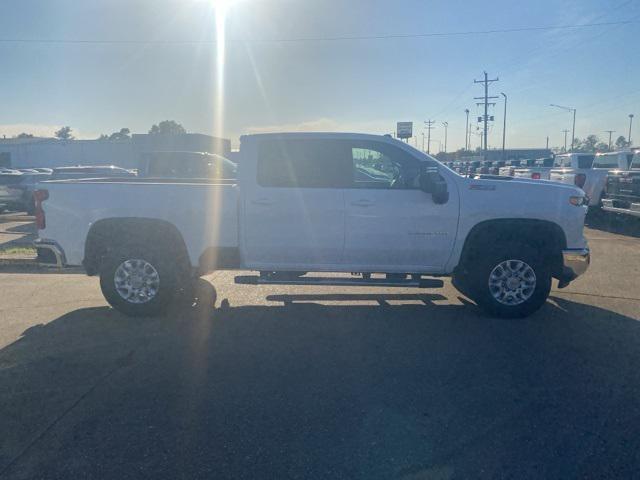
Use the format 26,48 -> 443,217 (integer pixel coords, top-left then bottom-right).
549,151 -> 634,209
33,133 -> 590,318
513,157 -> 556,180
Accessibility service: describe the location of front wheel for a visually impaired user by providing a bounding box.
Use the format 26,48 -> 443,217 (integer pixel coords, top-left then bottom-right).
99,244 -> 181,317
463,244 -> 551,318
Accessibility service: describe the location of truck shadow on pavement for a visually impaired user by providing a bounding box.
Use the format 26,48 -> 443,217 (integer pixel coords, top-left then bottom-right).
2,284 -> 640,479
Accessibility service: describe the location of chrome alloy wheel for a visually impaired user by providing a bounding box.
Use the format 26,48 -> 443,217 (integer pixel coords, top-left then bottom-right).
114,259 -> 160,304
488,259 -> 537,306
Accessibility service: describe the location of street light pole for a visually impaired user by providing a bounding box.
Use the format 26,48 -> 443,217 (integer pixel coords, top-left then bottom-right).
571,108 -> 576,152
630,114 -> 635,146
464,109 -> 470,151
501,92 -> 507,159
442,122 -> 448,153
605,130 -> 615,151
551,104 -> 577,152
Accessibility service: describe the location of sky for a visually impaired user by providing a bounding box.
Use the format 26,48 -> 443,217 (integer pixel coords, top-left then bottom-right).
1,0 -> 639,151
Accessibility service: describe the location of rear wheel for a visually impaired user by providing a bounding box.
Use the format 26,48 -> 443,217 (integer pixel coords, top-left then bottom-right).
99,244 -> 182,317
461,243 -> 551,318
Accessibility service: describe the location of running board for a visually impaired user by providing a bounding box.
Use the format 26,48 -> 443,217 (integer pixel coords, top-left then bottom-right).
234,275 -> 444,289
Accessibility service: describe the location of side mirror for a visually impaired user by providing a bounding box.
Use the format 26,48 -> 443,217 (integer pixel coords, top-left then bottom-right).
419,167 -> 449,204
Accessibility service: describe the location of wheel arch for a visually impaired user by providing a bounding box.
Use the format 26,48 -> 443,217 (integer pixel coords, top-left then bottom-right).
84,217 -> 191,276
458,218 -> 567,278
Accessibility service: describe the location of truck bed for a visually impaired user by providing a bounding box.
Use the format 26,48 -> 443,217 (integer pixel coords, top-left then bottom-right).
37,178 -> 239,268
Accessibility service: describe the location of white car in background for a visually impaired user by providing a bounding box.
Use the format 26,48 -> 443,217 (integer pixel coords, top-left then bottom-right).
549,151 -> 634,209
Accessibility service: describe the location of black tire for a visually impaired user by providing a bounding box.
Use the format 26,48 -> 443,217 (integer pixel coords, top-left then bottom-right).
25,198 -> 36,216
461,243 -> 551,318
99,243 -> 181,317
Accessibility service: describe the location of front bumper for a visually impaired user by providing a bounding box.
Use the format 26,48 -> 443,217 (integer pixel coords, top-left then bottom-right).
33,238 -> 67,268
601,199 -> 640,217
558,248 -> 590,288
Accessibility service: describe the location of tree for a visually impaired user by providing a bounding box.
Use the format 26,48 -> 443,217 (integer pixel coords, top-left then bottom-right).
149,120 -> 186,135
97,134 -> 109,140
16,132 -> 34,139
572,137 -> 582,151
55,126 -> 74,140
109,127 -> 131,141
595,142 -> 610,152
615,135 -> 630,150
581,134 -> 599,152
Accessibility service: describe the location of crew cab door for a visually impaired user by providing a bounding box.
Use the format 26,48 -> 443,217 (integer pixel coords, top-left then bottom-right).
343,140 -> 459,272
242,138 -> 350,270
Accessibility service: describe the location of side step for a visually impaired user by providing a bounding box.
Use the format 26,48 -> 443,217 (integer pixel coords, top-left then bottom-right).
234,275 -> 444,289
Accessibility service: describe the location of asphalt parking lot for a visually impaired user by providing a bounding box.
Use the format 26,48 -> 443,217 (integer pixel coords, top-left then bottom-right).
1,215 -> 640,479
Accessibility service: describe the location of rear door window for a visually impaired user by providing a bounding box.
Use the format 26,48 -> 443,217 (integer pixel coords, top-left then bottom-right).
257,139 -> 351,188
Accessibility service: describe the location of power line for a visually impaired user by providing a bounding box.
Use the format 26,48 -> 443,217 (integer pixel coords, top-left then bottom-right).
0,20 -> 638,45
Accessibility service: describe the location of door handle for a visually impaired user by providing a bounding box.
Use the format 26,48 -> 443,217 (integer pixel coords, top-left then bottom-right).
350,199 -> 374,207
251,198 -> 273,206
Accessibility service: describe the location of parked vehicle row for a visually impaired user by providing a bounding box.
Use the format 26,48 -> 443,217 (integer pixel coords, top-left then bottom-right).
1,153 -> 242,214
446,151 -> 638,216
442,160 -> 509,176
138,151 -> 237,179
0,169 -> 52,214
0,165 -> 137,214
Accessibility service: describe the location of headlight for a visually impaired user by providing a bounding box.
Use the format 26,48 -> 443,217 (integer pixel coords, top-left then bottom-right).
569,195 -> 586,206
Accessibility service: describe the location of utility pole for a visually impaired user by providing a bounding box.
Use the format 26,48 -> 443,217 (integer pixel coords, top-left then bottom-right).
551,104 -> 577,152
474,71 -> 499,160
604,130 -> 615,151
424,120 -> 435,154
421,132 -> 425,152
562,129 -> 569,152
464,109 -> 470,151
442,122 -> 448,153
629,114 -> 634,146
501,93 -> 507,159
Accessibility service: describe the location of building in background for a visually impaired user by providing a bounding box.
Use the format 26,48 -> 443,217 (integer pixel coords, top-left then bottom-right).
0,133 -> 231,170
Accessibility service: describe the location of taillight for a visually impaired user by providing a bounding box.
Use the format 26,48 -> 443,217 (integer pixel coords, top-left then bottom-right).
574,173 -> 587,188
33,189 -> 49,230
532,172 -> 541,180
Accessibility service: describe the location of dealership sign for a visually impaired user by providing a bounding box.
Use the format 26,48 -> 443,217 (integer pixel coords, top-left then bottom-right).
396,122 -> 413,139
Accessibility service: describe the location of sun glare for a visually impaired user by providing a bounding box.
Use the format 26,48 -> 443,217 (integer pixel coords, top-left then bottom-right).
210,0 -> 237,16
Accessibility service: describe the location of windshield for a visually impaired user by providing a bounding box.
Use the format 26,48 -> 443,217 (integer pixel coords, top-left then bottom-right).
593,153 -> 621,169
